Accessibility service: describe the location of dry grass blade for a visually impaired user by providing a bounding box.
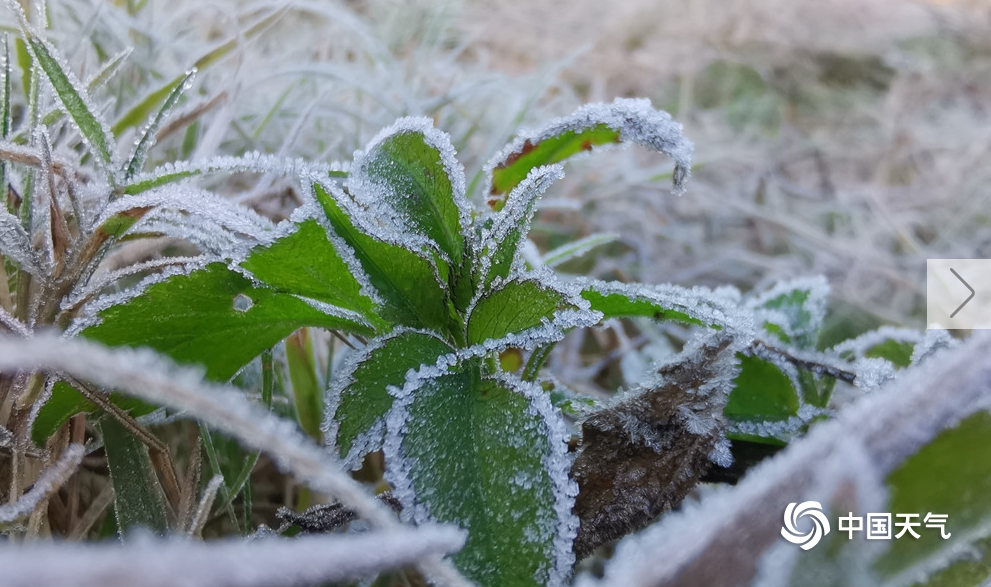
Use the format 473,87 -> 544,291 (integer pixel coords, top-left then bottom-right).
0,443 -> 83,523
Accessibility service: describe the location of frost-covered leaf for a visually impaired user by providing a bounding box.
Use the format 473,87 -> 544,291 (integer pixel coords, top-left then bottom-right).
82,262 -> 374,380
348,118 -> 471,268
477,165 -> 562,288
724,353 -> 799,424
386,365 -> 577,586
13,9 -> 118,175
578,277 -> 737,329
485,98 -> 694,209
875,411 -> 991,583
571,333 -> 739,558
124,69 -> 196,180
240,218 -> 383,329
327,328 -> 454,468
0,525 -> 466,587
40,262 -> 375,442
542,232 -> 618,268
832,326 -> 923,369
748,277 -> 828,350
101,418 -> 170,535
124,153 -> 347,195
313,182 -> 450,334
0,207 -> 40,274
467,278 -> 577,345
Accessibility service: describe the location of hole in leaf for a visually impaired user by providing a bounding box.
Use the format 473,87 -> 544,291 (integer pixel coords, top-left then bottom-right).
233,293 -> 254,313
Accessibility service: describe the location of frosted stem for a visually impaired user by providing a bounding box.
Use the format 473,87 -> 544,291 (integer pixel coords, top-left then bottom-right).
0,443 -> 84,523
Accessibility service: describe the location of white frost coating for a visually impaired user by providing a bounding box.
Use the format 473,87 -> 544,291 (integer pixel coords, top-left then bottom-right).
316,180 -> 450,289
295,186 -> 384,309
830,325 -> 924,360
542,232 -> 619,268
484,97 -> 694,196
101,186 -> 277,244
849,357 -> 897,391
291,295 -> 373,330
0,305 -> 29,336
9,5 -> 122,182
475,165 -> 564,283
0,525 -> 466,587
492,373 -> 580,587
0,207 -> 42,275
347,116 -> 472,250
746,276 -> 829,346
574,276 -> 747,335
0,443 -> 84,522
910,328 -> 958,367
127,152 -> 349,192
0,333 -> 398,528
63,255 -> 213,311
67,259 -> 214,337
579,332 -> 991,587
189,474 -> 225,537
125,68 -> 198,178
322,327 -> 454,470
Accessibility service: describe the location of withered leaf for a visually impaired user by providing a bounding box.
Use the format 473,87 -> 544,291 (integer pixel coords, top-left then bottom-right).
570,334 -> 738,559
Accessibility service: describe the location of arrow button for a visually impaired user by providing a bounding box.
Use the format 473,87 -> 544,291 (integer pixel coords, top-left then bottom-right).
949,268 -> 975,318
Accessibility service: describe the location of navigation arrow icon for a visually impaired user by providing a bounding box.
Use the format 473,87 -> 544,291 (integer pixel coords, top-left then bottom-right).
950,268 -> 975,318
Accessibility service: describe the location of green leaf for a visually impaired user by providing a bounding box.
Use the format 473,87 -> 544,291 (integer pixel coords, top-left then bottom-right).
32,382 -> 156,446
865,338 -> 914,368
724,353 -> 800,423
240,218 -> 383,329
752,277 -> 827,350
486,99 -> 693,209
20,28 -> 116,171
579,279 -> 728,328
331,329 -> 454,465
467,279 -> 574,345
478,166 -> 561,289
84,262 -> 374,380
386,368 -> 574,586
123,69 -> 196,180
101,417 -> 170,536
490,124 -> 619,206
313,183 -> 451,335
353,124 -> 468,267
876,411 -> 991,579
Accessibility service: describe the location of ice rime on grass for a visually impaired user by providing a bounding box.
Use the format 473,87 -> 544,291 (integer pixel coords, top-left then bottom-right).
0,443 -> 84,523
475,164 -> 564,283
0,206 -> 41,275
0,333 -> 397,526
484,97 -> 694,196
0,525 -> 466,587
579,331 -> 991,587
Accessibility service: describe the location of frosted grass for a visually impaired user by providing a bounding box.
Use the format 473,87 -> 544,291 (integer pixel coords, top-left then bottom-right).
1,525 -> 466,587
0,443 -> 84,523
